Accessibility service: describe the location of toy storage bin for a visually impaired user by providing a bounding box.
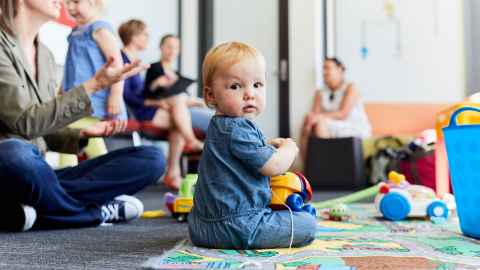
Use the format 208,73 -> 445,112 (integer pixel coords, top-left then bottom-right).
443,107 -> 480,239
435,102 -> 480,196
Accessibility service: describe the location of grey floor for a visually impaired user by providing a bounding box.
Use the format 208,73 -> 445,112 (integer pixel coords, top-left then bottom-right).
0,184 -> 350,270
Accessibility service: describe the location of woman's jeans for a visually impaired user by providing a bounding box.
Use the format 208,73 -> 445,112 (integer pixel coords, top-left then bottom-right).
0,139 -> 165,229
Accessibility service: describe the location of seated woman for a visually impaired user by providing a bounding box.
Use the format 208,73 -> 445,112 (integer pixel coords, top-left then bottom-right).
144,34 -> 204,151
0,1 -> 164,232
119,19 -> 212,189
300,57 -> 371,160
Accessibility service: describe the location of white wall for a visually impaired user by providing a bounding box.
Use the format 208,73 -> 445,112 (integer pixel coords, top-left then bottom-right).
289,0 -> 323,140
335,0 -> 465,103
104,0 -> 178,65
180,1 -> 200,96
206,0 -> 323,141
39,22 -> 72,66
464,0 -> 480,96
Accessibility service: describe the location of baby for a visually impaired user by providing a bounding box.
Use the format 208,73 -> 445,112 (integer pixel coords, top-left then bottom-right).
188,42 -> 316,249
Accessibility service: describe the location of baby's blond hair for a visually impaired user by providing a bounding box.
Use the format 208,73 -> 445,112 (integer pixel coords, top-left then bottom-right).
202,41 -> 264,106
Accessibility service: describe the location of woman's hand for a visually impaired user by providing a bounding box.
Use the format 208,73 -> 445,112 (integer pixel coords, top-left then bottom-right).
305,112 -> 319,125
83,57 -> 149,94
79,120 -> 127,138
151,75 -> 176,90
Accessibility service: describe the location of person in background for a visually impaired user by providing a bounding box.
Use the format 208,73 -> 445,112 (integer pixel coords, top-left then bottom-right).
119,20 -> 212,189
0,0 -> 165,232
63,0 -> 127,120
300,57 -> 371,161
144,34 -> 204,153
188,42 -> 316,249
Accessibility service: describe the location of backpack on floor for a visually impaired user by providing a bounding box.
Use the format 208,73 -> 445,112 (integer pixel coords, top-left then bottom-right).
365,136 -> 405,185
398,144 -> 436,190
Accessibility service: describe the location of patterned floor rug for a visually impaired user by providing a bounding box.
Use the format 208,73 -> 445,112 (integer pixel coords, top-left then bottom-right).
143,204 -> 480,270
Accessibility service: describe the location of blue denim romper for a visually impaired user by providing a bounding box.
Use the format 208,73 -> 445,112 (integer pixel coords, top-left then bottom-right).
63,20 -> 127,120
188,116 -> 316,249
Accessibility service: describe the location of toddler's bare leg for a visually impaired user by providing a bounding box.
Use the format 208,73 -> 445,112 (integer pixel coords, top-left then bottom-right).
164,130 -> 185,190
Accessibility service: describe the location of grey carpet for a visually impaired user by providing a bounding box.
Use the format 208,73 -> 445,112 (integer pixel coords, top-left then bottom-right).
0,184 -> 352,270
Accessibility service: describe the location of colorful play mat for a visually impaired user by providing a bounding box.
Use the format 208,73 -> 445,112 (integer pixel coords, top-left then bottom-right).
143,204 -> 480,269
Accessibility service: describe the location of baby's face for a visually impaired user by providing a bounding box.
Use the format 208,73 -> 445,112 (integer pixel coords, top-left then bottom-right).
208,56 -> 266,120
65,0 -> 97,25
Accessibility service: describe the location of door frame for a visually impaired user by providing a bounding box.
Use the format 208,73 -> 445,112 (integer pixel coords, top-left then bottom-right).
197,0 -> 215,97
278,0 -> 290,137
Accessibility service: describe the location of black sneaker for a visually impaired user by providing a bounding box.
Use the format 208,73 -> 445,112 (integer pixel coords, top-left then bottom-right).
0,204 -> 37,232
101,195 -> 144,223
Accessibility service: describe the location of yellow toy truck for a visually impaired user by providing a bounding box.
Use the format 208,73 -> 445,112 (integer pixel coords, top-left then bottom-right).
270,172 -> 316,217
164,174 -> 197,222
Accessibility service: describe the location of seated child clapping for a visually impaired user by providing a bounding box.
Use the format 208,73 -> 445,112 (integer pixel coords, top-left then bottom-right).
188,42 -> 317,249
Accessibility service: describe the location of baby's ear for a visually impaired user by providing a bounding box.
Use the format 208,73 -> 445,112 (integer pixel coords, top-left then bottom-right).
204,87 -> 216,108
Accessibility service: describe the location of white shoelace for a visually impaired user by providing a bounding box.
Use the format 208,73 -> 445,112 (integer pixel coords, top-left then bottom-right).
102,203 -> 120,222
271,191 -> 294,251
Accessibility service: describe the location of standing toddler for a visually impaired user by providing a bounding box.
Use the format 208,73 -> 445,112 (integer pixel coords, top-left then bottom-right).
63,0 -> 127,120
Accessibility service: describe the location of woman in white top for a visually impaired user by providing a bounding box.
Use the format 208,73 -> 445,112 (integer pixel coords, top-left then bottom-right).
300,58 -> 371,160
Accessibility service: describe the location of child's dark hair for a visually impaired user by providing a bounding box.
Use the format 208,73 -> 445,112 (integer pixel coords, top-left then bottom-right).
325,57 -> 346,71
159,34 -> 177,47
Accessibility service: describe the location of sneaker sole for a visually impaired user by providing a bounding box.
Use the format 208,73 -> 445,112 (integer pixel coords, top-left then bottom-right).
0,204 -> 36,232
21,205 -> 37,231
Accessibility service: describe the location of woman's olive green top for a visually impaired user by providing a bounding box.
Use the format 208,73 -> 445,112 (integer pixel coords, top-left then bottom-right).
0,29 -> 93,154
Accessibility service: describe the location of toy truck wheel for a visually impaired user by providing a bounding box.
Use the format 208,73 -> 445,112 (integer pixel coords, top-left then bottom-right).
177,214 -> 187,222
379,192 -> 411,221
427,201 -> 449,219
302,204 -> 317,217
287,193 -> 304,211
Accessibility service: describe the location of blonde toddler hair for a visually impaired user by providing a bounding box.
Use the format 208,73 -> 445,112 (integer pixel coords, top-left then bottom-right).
202,41 -> 265,107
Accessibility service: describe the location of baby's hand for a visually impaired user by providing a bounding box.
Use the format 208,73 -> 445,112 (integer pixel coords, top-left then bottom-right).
153,76 -> 173,88
260,138 -> 299,176
269,138 -> 299,154
269,138 -> 285,148
280,138 -> 299,155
